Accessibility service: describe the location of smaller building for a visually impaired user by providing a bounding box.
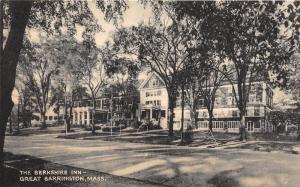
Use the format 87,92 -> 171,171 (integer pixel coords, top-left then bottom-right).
72,96 -> 138,126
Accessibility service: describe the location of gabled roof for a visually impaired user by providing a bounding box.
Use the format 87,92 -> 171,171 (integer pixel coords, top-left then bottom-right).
138,72 -> 165,90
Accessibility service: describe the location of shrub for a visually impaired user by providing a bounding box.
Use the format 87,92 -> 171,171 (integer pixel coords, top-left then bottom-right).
137,120 -> 162,131
84,125 -> 102,131
101,124 -> 126,132
133,120 -> 142,129
183,125 -> 194,143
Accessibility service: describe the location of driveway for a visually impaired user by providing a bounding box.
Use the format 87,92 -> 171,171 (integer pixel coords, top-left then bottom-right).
4,133 -> 300,187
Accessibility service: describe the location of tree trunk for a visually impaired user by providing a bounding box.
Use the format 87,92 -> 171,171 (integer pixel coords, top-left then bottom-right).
0,1 -> 32,170
64,94 -> 70,132
40,112 -> 47,129
180,86 -> 184,143
208,110 -> 213,132
190,107 -> 197,129
168,95 -> 176,137
91,98 -> 96,134
66,118 -> 71,132
67,103 -> 73,132
239,114 -> 247,141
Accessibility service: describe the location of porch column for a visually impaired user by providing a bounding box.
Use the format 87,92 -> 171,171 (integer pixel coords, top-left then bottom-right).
150,108 -> 153,120
73,112 -> 76,124
87,111 -> 90,125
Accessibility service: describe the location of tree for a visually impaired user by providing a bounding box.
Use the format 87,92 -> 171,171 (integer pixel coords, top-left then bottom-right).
0,0 -> 127,168
195,59 -> 225,132
112,13 -> 199,136
182,25 -> 226,132
51,33 -> 85,132
15,74 -> 33,128
175,1 -> 300,140
18,37 -> 60,129
286,53 -> 300,104
76,26 -> 106,134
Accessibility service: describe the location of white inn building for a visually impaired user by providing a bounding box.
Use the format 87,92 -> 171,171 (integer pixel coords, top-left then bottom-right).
138,72 -> 274,133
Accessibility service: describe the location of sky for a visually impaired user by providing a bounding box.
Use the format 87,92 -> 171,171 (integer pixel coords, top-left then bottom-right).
13,1 -> 294,106
28,1 -> 153,47
13,1 -> 153,103
87,1 -> 153,47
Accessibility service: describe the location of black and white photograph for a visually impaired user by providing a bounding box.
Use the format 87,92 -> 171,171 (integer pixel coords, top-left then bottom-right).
0,0 -> 300,186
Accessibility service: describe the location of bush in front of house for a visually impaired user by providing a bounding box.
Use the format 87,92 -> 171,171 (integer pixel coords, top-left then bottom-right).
183,125 -> 194,143
101,124 -> 126,132
137,120 -> 162,131
84,125 -> 102,131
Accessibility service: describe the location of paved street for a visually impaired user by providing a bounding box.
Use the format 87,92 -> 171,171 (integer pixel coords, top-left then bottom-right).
4,133 -> 300,187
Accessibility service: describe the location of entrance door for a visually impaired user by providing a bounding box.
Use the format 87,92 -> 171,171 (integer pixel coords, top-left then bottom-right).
247,121 -> 254,132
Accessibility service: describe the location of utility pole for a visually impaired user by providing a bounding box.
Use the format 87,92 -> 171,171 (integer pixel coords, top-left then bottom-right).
64,92 -> 68,136
110,95 -> 113,136
180,84 -> 185,143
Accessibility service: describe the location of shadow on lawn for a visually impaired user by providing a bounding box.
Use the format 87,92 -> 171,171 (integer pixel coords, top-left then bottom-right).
225,142 -> 299,154
207,169 -> 242,187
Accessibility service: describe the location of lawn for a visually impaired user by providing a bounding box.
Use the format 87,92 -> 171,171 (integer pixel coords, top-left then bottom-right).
225,142 -> 299,154
58,129 -> 241,147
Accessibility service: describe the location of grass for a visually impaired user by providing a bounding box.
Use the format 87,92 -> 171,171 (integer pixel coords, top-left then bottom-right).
57,129 -> 242,147
225,142 -> 299,154
57,131 -> 119,139
251,133 -> 300,142
5,126 -> 72,136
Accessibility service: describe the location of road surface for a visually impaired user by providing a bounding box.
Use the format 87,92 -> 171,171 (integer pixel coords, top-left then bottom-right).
4,133 -> 300,187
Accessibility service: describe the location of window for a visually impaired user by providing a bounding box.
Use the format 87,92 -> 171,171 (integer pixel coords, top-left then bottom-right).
247,108 -> 254,116
156,100 -> 161,106
227,97 -> 232,105
152,80 -> 160,87
254,121 -> 260,128
74,112 -> 77,122
161,110 -> 166,117
227,121 -> 239,128
249,95 -> 256,103
90,112 -> 93,123
79,112 -> 82,124
197,121 -> 208,129
213,121 -> 224,129
54,116 -> 58,120
199,99 -> 204,106
254,107 -> 260,116
49,116 -> 53,121
232,110 -> 238,117
84,112 -> 87,119
45,116 -> 48,120
215,98 -> 221,105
